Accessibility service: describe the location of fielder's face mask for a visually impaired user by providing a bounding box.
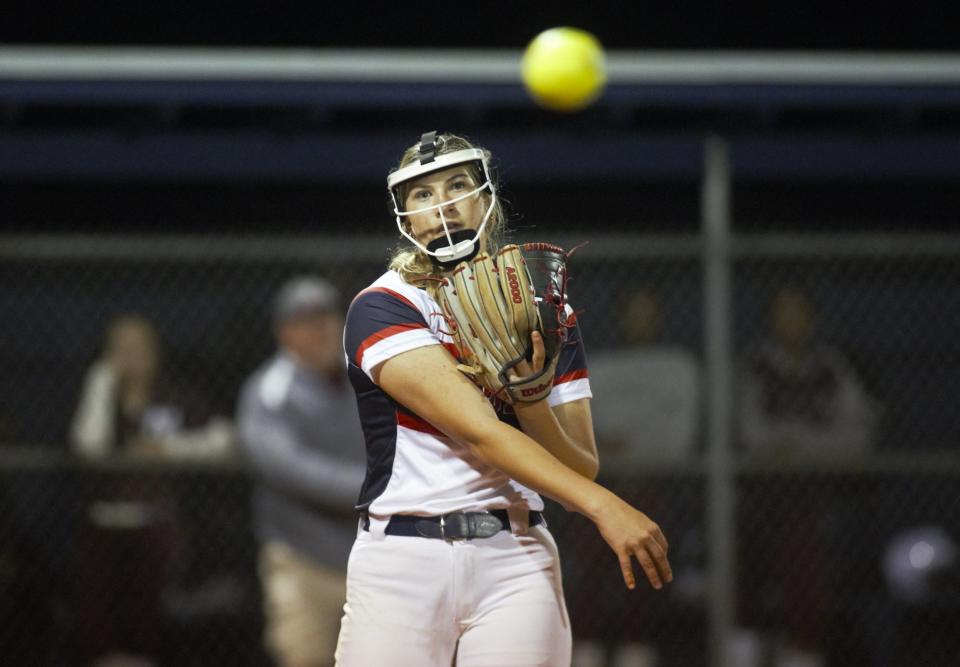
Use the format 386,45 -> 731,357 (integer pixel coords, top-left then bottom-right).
388,131 -> 497,268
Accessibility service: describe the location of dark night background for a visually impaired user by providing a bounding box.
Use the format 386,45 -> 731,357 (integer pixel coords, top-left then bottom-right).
2,7 -> 960,666
3,1 -> 959,50
3,1 -> 960,235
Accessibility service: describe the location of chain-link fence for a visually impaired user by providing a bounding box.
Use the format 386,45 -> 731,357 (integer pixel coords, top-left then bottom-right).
2,227 -> 959,666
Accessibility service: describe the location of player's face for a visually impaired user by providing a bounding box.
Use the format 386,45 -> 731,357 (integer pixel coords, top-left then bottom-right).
402,167 -> 487,245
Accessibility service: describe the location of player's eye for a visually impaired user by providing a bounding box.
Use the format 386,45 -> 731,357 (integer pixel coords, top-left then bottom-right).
412,189 -> 432,200
450,180 -> 467,191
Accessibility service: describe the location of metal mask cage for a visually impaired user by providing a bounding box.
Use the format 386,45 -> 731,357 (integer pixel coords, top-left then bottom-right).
387,146 -> 498,263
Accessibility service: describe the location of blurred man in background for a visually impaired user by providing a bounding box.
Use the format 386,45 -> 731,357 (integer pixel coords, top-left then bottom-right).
736,286 -> 880,667
739,285 -> 878,461
573,289 -> 702,667
589,288 -> 701,465
237,276 -> 365,667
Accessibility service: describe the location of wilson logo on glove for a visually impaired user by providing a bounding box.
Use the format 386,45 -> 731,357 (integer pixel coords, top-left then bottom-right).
520,381 -> 553,397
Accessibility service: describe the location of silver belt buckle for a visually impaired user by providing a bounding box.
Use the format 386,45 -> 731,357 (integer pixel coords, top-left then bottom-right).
440,513 -> 467,541
438,511 -> 504,540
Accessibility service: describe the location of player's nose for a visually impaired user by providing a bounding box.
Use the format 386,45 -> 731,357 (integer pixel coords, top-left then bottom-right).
434,201 -> 459,218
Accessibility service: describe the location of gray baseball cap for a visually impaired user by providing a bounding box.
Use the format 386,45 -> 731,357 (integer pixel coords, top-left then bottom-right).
272,276 -> 341,324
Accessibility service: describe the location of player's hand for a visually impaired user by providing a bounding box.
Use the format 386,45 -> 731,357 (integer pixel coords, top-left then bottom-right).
594,498 -> 672,590
507,331 -> 546,382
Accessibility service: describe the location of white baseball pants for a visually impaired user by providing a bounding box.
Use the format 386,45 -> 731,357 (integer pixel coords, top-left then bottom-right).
334,523 -> 571,666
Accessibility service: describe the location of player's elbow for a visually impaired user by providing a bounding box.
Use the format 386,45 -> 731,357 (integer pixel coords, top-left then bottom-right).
582,455 -> 600,481
463,429 -> 504,466
462,421 -> 523,470
573,449 -> 599,481
568,433 -> 599,480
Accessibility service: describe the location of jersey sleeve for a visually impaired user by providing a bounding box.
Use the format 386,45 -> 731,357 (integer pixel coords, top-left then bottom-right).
344,287 -> 441,380
547,308 -> 592,407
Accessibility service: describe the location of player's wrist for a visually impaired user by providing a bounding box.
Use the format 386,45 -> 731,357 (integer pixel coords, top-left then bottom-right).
513,398 -> 551,416
504,356 -> 558,404
577,485 -> 620,522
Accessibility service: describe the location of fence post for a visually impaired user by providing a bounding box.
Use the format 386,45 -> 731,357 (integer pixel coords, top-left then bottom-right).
702,135 -> 736,667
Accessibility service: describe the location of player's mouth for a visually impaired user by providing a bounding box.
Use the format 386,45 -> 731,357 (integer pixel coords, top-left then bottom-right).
429,222 -> 464,241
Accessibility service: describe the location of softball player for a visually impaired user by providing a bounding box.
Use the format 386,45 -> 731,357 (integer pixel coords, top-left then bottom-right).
335,132 -> 672,666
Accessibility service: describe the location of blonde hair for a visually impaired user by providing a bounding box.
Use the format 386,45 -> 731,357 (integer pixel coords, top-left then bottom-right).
387,133 -> 508,294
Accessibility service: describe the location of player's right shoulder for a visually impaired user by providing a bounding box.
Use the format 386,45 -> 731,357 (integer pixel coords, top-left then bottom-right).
345,271 -> 440,374
346,271 -> 434,332
349,271 -> 430,313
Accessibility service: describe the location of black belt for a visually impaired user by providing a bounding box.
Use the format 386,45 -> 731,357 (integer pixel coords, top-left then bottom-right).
366,509 -> 543,540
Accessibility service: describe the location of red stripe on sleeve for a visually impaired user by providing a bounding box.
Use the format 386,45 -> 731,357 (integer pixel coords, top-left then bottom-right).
355,322 -> 428,366
353,286 -> 420,312
396,411 -> 445,437
554,368 -> 588,385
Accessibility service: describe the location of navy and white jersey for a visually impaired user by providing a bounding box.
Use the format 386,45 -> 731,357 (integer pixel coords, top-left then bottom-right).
343,269 -> 591,528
